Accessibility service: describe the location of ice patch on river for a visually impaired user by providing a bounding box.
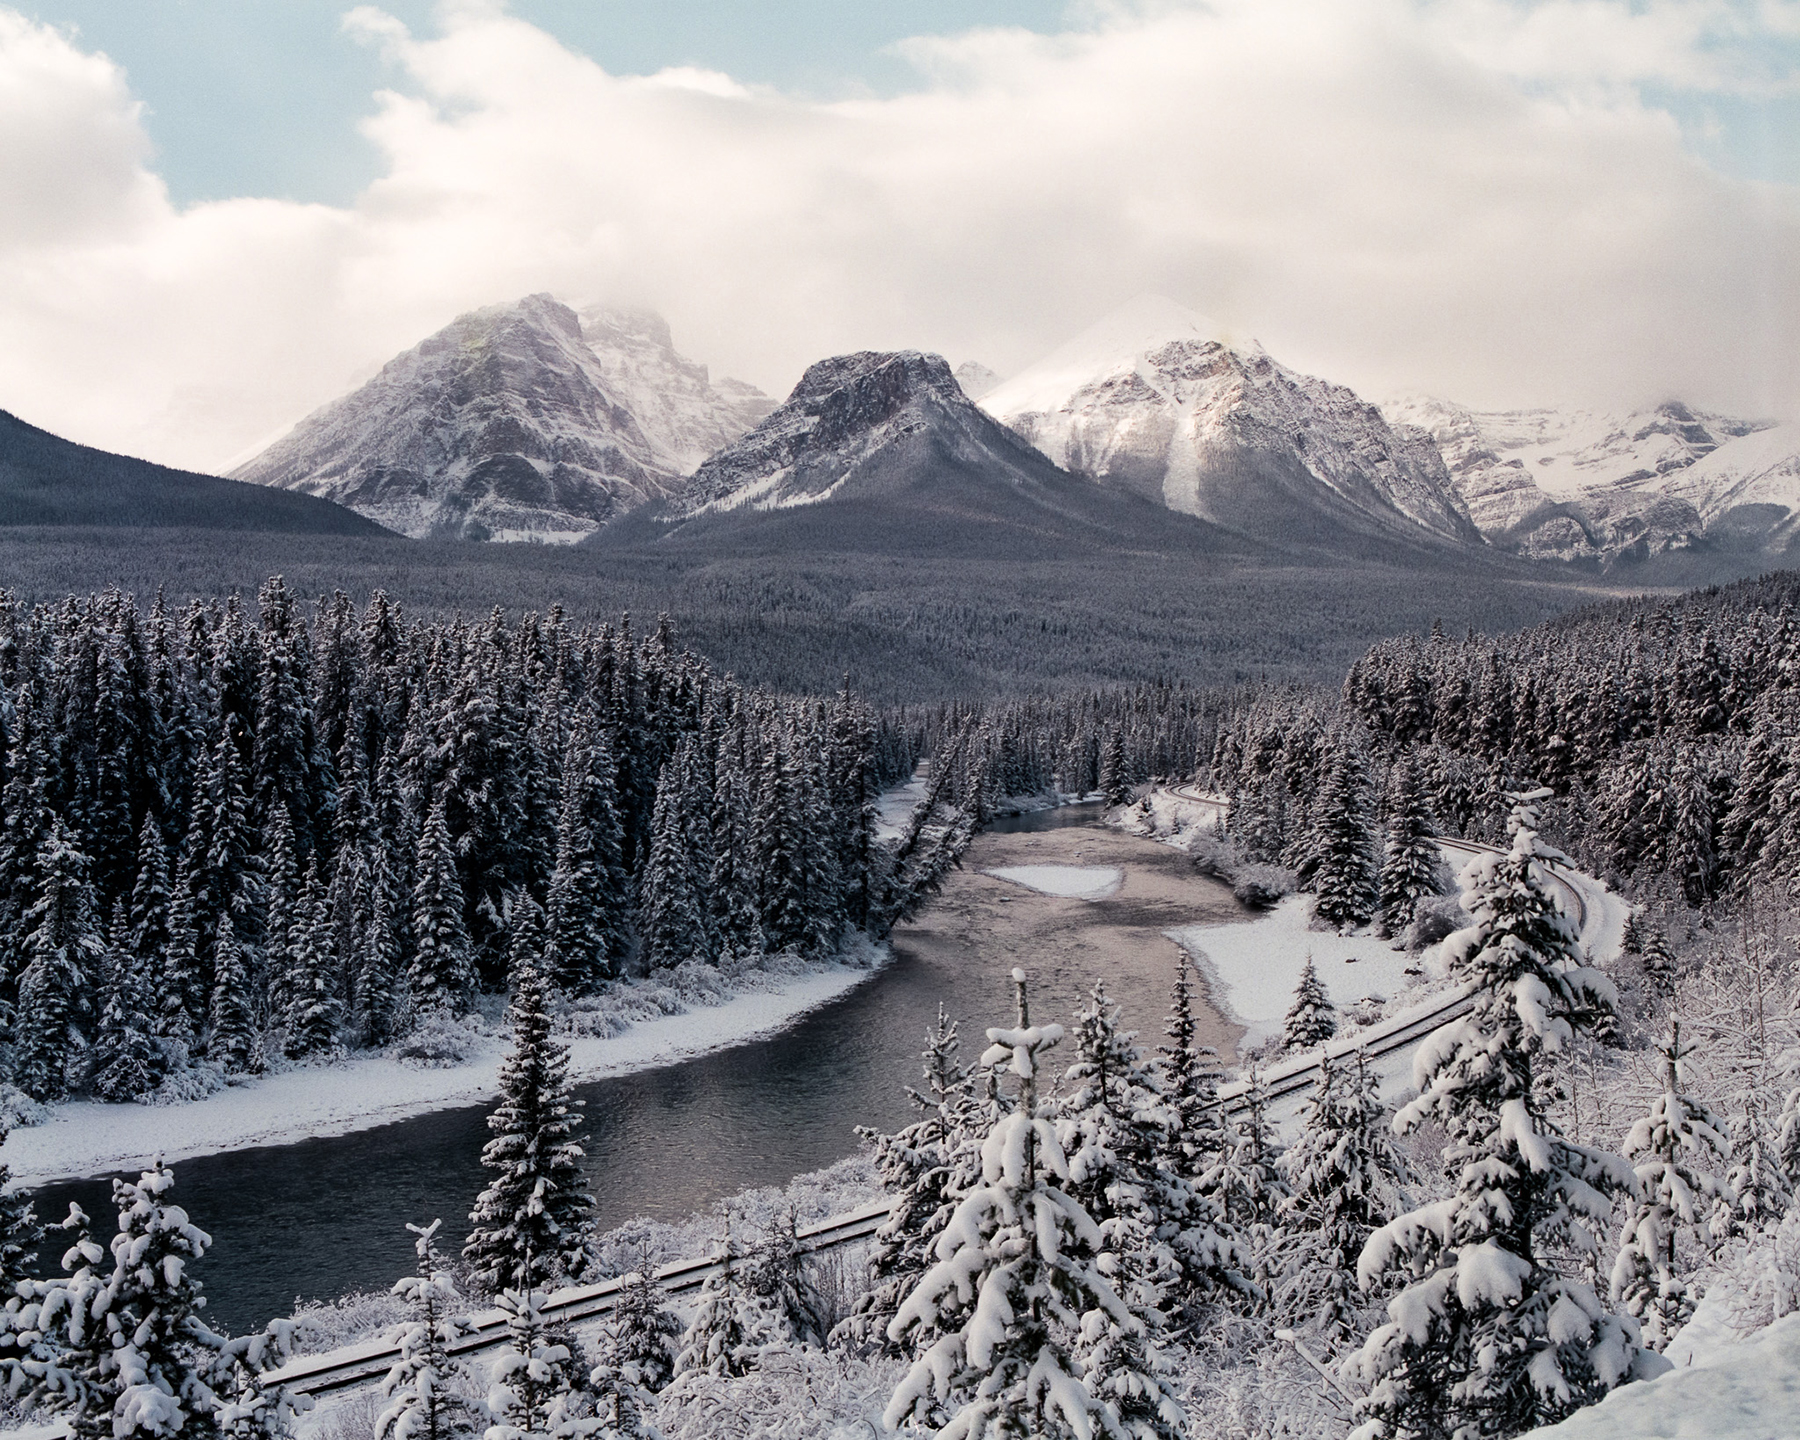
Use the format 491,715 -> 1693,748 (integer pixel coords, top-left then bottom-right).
5,952 -> 888,1186
984,865 -> 1124,901
1167,896 -> 1423,1051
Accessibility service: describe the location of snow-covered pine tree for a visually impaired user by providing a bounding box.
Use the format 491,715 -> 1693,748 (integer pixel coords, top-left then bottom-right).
1611,1021 -> 1733,1349
1272,1051 -> 1410,1348
1640,929 -> 1677,1004
836,1005 -> 971,1354
283,860 -> 339,1058
1100,728 -> 1132,806
742,1209 -> 829,1349
636,752 -> 709,972
1198,1069 -> 1286,1298
93,915 -> 158,1102
128,813 -> 173,973
158,833 -> 205,1044
1379,754 -> 1442,932
1350,792 -> 1664,1440
884,969 -> 1154,1440
358,866 -> 404,1046
208,915 -> 258,1074
1057,983 -> 1222,1437
465,905 -> 593,1294
1308,747 -> 1379,931
378,1220 -> 476,1440
411,796 -> 473,1017
1157,951 -> 1225,1181
15,819 -> 106,1101
544,712 -> 627,994
0,1129 -> 44,1285
590,1267 -> 680,1433
1282,956 -> 1336,1052
261,802 -> 301,1031
484,1286 -> 586,1440
671,1212 -> 782,1379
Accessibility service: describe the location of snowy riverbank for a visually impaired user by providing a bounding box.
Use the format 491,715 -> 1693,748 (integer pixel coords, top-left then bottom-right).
6,953 -> 889,1187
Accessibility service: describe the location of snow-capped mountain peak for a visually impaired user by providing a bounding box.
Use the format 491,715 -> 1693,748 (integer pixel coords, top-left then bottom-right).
982,295 -> 1477,548
233,294 -> 771,542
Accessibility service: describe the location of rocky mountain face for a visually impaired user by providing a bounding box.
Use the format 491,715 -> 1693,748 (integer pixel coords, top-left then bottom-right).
233,294 -> 770,541
953,361 -> 1002,399
981,296 -> 1480,550
1383,396 -> 1794,566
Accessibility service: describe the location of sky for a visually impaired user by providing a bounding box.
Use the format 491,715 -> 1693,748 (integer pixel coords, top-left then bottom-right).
2,0 -> 1797,473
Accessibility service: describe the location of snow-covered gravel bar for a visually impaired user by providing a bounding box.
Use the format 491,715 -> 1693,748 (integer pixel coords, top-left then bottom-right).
6,960 -> 883,1186
1166,896 -> 1422,1051
984,864 -> 1124,901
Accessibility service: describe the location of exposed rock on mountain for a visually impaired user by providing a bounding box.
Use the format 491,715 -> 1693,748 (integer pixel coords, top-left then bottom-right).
981,296 -> 1479,549
0,407 -> 389,535
1383,396 -> 1791,565
233,294 -> 770,542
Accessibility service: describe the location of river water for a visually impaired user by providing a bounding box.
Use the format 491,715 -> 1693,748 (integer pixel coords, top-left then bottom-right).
31,803 -> 1237,1335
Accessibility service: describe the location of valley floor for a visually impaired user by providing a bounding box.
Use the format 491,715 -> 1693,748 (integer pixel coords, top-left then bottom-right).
5,953 -> 886,1186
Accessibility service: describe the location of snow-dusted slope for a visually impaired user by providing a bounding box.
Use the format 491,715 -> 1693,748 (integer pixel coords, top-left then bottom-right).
982,295 -> 1479,548
953,361 -> 1002,400
233,295 -> 770,542
677,349 -> 1072,517
1384,395 -> 1786,563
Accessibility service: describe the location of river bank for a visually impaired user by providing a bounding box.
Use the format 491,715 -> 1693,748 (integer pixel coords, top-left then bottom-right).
6,951 -> 887,1187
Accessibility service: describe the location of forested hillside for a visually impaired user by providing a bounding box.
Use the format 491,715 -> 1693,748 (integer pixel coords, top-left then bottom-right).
0,580 -> 955,1103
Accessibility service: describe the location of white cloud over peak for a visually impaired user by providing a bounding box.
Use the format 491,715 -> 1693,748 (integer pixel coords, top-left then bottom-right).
0,0 -> 1794,473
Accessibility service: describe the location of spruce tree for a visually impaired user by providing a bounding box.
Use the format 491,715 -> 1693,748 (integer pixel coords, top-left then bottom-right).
16,820 -> 105,1102
1308,747 -> 1379,931
636,755 -> 708,972
208,915 -> 258,1074
93,922 -> 158,1102
1157,951 -> 1225,1180
484,1287 -> 585,1440
1640,928 -> 1678,1004
1351,793 -> 1663,1440
378,1220 -> 476,1440
158,836 -> 205,1044
1282,956 -> 1336,1051
1611,1022 -> 1732,1349
672,1212 -> 782,1379
358,871 -> 404,1046
1379,754 -> 1442,932
1100,728 -> 1131,806
283,861 -> 339,1058
0,1129 -> 44,1286
411,796 -> 473,1017
742,1209 -> 829,1349
884,969 -> 1152,1440
128,814 -> 173,972
465,905 -> 593,1294
591,1267 -> 680,1431
1272,1052 -> 1410,1347
544,716 -> 627,993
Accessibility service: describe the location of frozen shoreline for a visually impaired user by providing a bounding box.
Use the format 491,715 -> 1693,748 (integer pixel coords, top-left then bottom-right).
7,958 -> 886,1188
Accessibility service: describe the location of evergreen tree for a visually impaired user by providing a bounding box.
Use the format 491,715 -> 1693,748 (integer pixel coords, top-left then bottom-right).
465,906 -> 593,1294
1611,1022 -> 1732,1350
208,915 -> 258,1074
672,1213 -> 781,1379
158,836 -> 205,1044
1272,1052 -> 1410,1348
261,803 -> 301,1029
1197,1070 -> 1286,1297
1157,951 -> 1225,1180
93,923 -> 158,1102
1379,754 -> 1442,932
1350,793 -> 1663,1440
1308,748 -> 1379,930
591,1267 -> 680,1432
378,1220 -> 476,1440
837,1006 -> 972,1354
884,969 -> 1153,1440
544,715 -> 627,994
1282,956 -> 1337,1052
742,1209 -> 829,1349
484,1287 -> 585,1440
635,755 -> 708,972
283,861 -> 339,1058
411,797 -> 473,1016
128,814 -> 173,972
1640,929 -> 1678,1004
0,1128 -> 44,1286
358,870 -> 405,1047
1100,728 -> 1132,806
16,820 -> 105,1102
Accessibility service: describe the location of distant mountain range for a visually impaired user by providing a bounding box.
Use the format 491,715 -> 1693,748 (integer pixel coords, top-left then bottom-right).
0,407 -> 389,537
29,288 -> 1772,577
1382,396 -> 1796,565
231,295 -> 772,541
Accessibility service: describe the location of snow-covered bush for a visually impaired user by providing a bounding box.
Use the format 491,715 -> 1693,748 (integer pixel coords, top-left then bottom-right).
1232,865 -> 1292,911
0,1081 -> 49,1128
657,1347 -> 901,1440
289,1288 -> 411,1358
390,1011 -> 489,1069
1399,894 -> 1466,952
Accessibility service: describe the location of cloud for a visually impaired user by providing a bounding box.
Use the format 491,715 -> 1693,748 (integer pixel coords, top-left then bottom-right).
0,0 -> 1795,473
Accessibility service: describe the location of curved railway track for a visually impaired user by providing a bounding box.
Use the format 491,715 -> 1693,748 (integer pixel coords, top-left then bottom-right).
275,797 -> 1603,1397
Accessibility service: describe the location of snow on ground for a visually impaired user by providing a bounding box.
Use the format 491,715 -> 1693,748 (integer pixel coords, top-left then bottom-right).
5,958 -> 885,1186
984,865 -> 1124,901
1521,1311 -> 1800,1438
1167,896 -> 1425,1053
875,770 -> 932,839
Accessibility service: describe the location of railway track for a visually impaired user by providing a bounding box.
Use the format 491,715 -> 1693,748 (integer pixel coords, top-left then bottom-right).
269,1202 -> 892,1398
275,799 -> 1603,1399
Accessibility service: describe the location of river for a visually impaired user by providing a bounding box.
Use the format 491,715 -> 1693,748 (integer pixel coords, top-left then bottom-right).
30,803 -> 1243,1334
